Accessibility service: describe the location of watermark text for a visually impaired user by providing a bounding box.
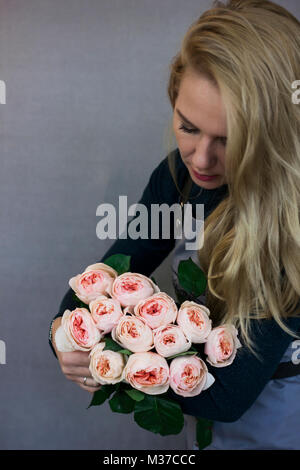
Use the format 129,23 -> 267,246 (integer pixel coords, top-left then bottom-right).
292,80 -> 300,104
291,340 -> 300,365
0,340 -> 6,364
0,80 -> 6,104
96,196 -> 204,251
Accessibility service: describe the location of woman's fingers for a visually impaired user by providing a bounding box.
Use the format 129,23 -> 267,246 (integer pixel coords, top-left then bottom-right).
67,373 -> 102,390
75,376 -> 102,393
57,349 -> 102,393
64,366 -> 93,377
60,350 -> 91,367
59,350 -> 93,376
78,383 -> 102,393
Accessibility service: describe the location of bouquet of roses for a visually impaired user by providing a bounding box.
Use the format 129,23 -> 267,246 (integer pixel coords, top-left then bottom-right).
54,254 -> 241,449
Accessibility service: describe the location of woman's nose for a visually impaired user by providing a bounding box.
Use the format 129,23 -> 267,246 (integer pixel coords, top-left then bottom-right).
192,135 -> 217,169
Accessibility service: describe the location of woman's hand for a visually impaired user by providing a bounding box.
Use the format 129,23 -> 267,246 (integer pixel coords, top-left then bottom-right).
51,317 -> 102,393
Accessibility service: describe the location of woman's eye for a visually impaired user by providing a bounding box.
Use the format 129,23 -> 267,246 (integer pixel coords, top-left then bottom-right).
178,123 -> 198,134
218,137 -> 227,146
179,123 -> 227,146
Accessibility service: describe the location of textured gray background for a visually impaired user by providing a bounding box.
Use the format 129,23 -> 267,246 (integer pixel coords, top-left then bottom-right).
0,0 -> 299,450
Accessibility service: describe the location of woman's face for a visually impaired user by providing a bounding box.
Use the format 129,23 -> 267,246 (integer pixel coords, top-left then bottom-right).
172,69 -> 228,189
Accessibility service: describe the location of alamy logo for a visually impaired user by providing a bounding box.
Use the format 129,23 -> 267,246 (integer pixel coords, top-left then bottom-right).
291,340 -> 300,365
291,80 -> 300,104
0,340 -> 6,364
0,80 -> 6,104
0,80 -> 6,363
96,196 -> 205,251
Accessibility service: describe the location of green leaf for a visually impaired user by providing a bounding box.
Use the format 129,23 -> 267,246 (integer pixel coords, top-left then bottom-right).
167,350 -> 198,360
103,254 -> 131,275
72,293 -> 89,309
102,336 -> 132,355
134,395 -> 184,436
109,390 -> 136,414
151,276 -> 158,285
87,384 -> 116,409
174,289 -> 191,306
124,389 -> 145,402
177,258 -> 207,297
103,337 -> 121,351
117,349 -> 132,355
196,418 -> 213,449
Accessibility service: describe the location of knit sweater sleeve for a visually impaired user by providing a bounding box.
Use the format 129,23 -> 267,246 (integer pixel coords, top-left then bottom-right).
167,314 -> 300,422
49,154 -> 178,357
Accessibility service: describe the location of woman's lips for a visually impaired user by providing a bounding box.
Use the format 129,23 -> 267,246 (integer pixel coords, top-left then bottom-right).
192,169 -> 218,181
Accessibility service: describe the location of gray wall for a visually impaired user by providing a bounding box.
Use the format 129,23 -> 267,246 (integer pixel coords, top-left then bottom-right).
0,0 -> 299,450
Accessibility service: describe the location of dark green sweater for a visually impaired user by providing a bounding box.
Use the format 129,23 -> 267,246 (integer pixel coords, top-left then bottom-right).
49,148 -> 300,422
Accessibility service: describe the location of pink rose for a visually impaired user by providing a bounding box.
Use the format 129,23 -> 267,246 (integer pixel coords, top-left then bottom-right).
121,351 -> 170,395
55,308 -> 102,352
169,355 -> 215,397
153,324 -> 191,358
133,292 -> 178,330
177,301 -> 212,343
89,295 -> 123,334
111,313 -> 154,353
54,324 -> 75,352
204,324 -> 242,367
111,272 -> 160,308
89,342 -> 126,385
69,263 -> 118,304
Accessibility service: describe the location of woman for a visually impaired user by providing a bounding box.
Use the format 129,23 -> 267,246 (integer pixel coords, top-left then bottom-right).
49,0 -> 300,449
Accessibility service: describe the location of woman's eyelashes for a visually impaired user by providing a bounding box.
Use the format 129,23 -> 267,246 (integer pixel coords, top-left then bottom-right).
178,123 -> 227,146
178,123 -> 198,134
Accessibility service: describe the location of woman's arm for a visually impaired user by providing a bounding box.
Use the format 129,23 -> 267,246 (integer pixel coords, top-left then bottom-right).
167,314 -> 300,422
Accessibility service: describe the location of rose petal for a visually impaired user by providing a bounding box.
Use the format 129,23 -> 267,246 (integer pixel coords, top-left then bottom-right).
54,325 -> 76,352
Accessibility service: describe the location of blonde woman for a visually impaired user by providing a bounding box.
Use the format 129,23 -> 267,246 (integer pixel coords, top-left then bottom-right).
49,0 -> 300,449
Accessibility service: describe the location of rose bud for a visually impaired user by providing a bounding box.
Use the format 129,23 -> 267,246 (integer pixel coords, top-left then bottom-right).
111,272 -> 160,308
55,308 -> 102,352
69,263 -> 118,304
204,324 -> 242,367
121,351 -> 170,395
111,313 -> 154,353
177,301 -> 212,343
153,324 -> 191,358
89,295 -> 123,334
169,355 -> 215,397
54,324 -> 75,352
89,342 -> 126,385
133,292 -> 178,330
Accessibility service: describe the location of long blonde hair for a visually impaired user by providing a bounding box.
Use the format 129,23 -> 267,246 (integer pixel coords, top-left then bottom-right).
165,0 -> 300,357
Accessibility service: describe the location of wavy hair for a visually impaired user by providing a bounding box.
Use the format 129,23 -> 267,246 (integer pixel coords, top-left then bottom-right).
165,0 -> 300,357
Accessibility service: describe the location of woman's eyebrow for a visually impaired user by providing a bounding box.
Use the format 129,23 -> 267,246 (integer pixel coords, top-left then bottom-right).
176,108 -> 227,138
176,108 -> 198,128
